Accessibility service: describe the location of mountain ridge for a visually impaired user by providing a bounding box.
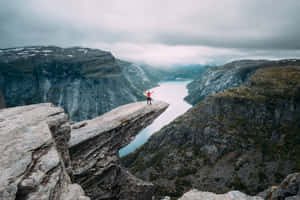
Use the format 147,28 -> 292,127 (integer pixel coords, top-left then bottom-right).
185,59 -> 300,105
0,46 -> 155,121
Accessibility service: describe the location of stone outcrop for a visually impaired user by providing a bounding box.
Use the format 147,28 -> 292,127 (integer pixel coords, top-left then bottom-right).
0,100 -> 168,200
185,59 -> 300,105
177,172 -> 300,200
69,100 -> 168,200
179,190 -> 263,200
258,173 -> 300,200
123,66 -> 300,198
0,103 -> 89,200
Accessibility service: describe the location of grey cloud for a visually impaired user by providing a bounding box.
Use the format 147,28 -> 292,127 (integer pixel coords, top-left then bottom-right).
0,0 -> 300,65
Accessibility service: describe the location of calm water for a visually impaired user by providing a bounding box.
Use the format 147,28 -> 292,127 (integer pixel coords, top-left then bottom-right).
119,80 -> 192,157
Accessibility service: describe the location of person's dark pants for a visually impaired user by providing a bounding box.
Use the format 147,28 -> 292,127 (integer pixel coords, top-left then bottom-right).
147,97 -> 152,104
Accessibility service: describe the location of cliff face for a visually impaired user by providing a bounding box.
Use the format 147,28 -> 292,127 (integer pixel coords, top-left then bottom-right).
69,100 -> 168,200
123,66 -> 300,198
185,59 -> 300,105
0,46 -> 146,121
118,60 -> 159,91
0,101 -> 168,200
0,89 -> 5,108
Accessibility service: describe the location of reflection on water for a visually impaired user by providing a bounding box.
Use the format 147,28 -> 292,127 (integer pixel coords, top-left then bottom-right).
119,80 -> 192,157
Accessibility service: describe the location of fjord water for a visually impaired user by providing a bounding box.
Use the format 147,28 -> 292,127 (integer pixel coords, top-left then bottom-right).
119,80 -> 192,157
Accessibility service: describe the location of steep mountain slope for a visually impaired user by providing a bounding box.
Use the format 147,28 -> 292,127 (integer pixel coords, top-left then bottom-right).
123,66 -> 300,198
0,46 -> 206,121
117,59 -> 159,91
0,46 -> 145,121
140,64 -> 208,81
185,59 -> 300,105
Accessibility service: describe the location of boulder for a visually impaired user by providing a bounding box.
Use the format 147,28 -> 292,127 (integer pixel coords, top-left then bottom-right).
179,189 -> 263,200
259,173 -> 300,200
0,103 -> 89,200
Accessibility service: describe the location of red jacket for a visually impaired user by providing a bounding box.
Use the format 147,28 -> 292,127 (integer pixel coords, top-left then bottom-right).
144,91 -> 154,98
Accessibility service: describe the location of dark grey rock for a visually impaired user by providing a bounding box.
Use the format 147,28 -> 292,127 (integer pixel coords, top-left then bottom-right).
0,89 -> 5,109
260,173 -> 300,200
0,103 -> 89,200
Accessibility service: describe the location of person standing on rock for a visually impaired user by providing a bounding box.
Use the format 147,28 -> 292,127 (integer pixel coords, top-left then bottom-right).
144,91 -> 154,105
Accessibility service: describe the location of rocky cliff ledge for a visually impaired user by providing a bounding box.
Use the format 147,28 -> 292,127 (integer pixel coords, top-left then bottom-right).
0,100 -> 168,200
69,100 -> 168,200
0,103 -> 89,200
123,66 -> 300,198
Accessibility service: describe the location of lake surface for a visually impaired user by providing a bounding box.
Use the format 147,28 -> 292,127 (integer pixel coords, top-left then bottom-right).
119,80 -> 192,157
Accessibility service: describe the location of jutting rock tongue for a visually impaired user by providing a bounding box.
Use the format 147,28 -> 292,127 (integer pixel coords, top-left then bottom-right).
68,100 -> 169,200
0,100 -> 167,200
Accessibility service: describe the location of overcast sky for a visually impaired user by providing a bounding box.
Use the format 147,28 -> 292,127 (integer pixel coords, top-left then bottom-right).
1,0 -> 300,66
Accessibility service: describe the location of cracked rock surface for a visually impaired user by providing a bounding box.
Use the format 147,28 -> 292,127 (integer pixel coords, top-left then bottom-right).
0,103 -> 89,200
0,100 -> 168,200
69,100 -> 169,200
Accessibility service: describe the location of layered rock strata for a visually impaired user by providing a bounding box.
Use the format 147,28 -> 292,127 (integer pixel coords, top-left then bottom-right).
69,100 -> 168,200
0,100 -> 168,200
0,46 -> 145,121
0,103 -> 89,200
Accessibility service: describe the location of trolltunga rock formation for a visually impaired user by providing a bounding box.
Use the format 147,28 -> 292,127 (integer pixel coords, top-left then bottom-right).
0,100 -> 168,200
69,100 -> 169,200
